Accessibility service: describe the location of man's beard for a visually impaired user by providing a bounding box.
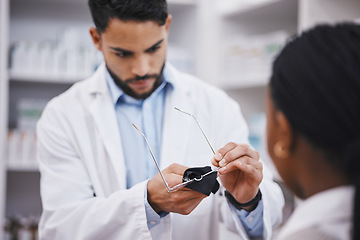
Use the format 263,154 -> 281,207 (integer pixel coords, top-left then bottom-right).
107,64 -> 165,100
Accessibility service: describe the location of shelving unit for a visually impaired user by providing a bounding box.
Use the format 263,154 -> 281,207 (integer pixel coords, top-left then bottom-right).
9,73 -> 84,84
0,0 -> 202,238
0,0 -> 10,238
299,0 -> 360,31
215,0 -> 360,93
168,0 -> 195,4
220,0 -> 297,24
1,0 -> 360,238
215,0 -> 298,90
212,0 -> 360,133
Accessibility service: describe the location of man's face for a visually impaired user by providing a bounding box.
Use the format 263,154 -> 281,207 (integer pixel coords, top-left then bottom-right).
90,16 -> 172,99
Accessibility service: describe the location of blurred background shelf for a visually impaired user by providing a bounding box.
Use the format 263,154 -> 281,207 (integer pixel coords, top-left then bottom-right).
10,73 -> 85,84
0,0 -> 203,238
168,0 -> 195,5
7,164 -> 39,172
0,0 -> 359,239
221,75 -> 270,90
219,0 -> 296,21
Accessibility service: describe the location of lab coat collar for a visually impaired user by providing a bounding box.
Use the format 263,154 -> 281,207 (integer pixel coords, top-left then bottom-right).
87,63 -> 108,95
159,64 -> 195,169
86,64 -> 127,188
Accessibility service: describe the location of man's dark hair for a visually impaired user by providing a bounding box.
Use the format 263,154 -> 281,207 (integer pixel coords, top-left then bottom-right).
269,22 -> 360,240
88,0 -> 168,34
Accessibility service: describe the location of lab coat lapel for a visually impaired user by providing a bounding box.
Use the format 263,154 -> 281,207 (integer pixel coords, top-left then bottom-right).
160,66 -> 194,169
87,65 -> 127,189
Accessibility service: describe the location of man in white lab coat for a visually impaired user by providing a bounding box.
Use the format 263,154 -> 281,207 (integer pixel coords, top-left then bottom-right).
36,0 -> 284,239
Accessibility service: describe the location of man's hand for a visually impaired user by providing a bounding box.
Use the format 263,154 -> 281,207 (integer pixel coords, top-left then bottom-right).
211,142 -> 263,211
147,163 -> 207,215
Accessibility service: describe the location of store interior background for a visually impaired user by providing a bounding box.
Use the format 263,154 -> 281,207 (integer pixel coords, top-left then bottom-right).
0,0 -> 359,239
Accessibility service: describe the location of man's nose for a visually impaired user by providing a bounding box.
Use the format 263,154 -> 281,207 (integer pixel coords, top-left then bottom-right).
131,56 -> 150,77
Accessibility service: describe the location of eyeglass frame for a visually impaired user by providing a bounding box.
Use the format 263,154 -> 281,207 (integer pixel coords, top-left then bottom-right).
132,107 -> 218,193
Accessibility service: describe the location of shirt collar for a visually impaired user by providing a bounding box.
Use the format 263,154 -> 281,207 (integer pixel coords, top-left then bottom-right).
105,64 -> 174,105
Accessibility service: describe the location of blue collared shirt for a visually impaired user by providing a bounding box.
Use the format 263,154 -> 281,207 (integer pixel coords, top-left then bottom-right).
106,65 -> 263,236
106,70 -> 170,189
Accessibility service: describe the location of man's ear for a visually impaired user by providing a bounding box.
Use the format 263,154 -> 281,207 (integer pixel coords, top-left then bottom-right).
89,27 -> 102,51
164,14 -> 172,33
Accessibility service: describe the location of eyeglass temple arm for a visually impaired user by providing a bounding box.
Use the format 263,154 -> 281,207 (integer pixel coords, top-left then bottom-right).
174,107 -> 216,154
132,124 -> 171,191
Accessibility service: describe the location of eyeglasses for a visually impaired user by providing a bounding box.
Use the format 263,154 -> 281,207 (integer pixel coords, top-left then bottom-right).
132,107 -> 218,192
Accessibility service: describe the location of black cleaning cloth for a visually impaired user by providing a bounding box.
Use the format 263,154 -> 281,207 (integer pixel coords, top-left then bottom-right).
182,166 -> 219,196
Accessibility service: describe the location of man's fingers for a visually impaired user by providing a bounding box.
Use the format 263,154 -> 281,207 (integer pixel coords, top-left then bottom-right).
165,163 -> 188,174
166,173 -> 185,188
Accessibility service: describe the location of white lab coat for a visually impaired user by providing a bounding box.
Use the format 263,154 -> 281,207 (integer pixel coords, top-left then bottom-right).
276,186 -> 354,240
37,63 -> 284,240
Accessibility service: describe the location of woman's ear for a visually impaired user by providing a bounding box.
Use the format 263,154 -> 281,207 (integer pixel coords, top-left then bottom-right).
274,110 -> 295,157
89,27 -> 102,51
266,89 -> 296,159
